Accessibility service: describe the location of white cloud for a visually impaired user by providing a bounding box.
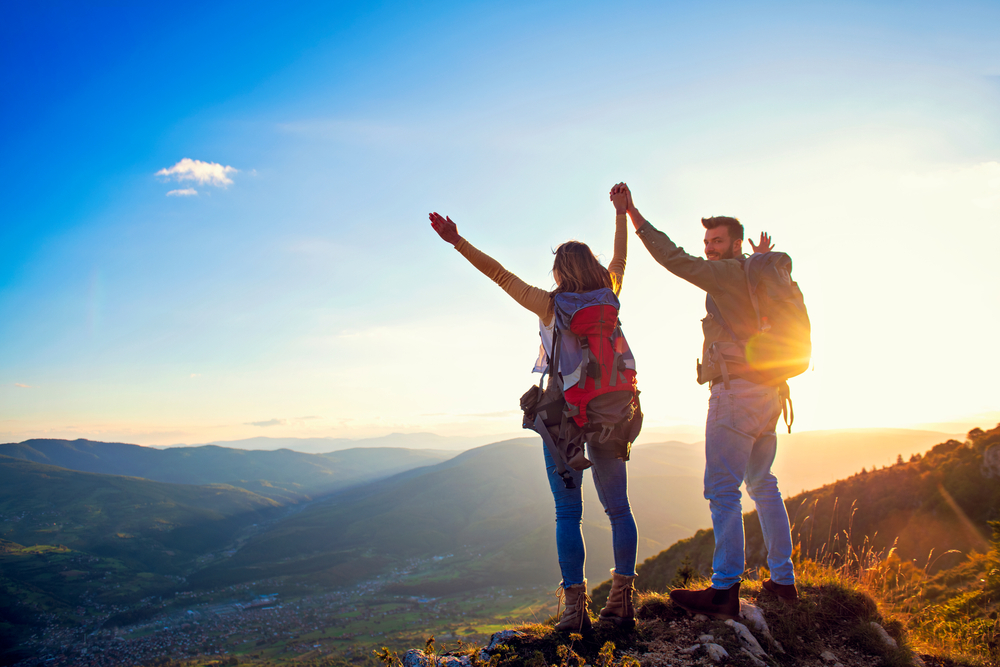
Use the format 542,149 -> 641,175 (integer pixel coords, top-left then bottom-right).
156,158 -> 238,187
167,188 -> 198,197
246,418 -> 287,427
14,383 -> 33,388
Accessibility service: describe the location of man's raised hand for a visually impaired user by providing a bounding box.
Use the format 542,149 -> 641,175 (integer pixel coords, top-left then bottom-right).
749,231 -> 774,254
429,212 -> 462,246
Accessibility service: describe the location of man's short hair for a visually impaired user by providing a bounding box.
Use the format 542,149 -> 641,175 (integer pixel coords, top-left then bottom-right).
701,216 -> 744,241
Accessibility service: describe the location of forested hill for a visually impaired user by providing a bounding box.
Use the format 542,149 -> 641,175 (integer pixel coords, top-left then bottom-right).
589,424 -> 1000,661
623,424 -> 1000,593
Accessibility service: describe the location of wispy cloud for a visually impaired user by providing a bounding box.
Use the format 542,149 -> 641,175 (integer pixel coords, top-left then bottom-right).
167,188 -> 198,197
157,158 -> 238,187
246,418 -> 287,427
14,383 -> 34,388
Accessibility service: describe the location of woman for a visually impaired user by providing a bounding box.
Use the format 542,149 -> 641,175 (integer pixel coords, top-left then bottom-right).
427,183 -> 638,632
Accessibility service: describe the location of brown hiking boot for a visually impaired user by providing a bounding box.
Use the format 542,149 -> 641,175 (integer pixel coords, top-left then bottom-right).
762,579 -> 798,605
599,569 -> 637,627
669,582 -> 740,620
555,581 -> 592,633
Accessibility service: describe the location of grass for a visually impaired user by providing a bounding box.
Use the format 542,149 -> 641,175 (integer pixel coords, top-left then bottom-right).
782,510 -> 999,666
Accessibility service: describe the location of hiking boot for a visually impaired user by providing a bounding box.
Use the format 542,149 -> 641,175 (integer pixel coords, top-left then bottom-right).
669,582 -> 740,620
599,569 -> 637,628
762,579 -> 798,605
555,581 -> 592,633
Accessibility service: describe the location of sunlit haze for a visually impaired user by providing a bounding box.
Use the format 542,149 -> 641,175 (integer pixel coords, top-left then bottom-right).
2,2 -> 998,446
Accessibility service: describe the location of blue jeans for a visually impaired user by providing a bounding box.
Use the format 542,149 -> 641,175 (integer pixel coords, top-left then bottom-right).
543,444 -> 638,586
705,378 -> 795,589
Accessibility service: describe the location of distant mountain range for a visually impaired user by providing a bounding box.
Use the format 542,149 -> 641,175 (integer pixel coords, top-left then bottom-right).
163,432 -> 522,453
0,438 -> 454,502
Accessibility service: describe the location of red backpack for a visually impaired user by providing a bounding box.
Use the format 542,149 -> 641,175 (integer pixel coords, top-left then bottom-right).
520,288 -> 642,488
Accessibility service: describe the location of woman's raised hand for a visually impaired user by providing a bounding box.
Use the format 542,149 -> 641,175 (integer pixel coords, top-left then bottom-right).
429,212 -> 462,246
610,182 -> 630,215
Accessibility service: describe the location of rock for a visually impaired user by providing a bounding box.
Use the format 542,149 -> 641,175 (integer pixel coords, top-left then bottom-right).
402,649 -> 430,667
698,634 -> 715,642
703,643 -> 730,662
680,644 -> 701,654
725,619 -> 767,659
486,629 -> 524,651
479,629 -> 525,662
740,601 -> 784,652
820,650 -> 839,663
869,622 -> 898,649
741,648 -> 767,667
404,652 -> 471,667
694,614 -> 710,621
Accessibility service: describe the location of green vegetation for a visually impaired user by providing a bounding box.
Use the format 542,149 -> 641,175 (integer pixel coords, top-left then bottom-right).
367,565 -> 916,667
592,424 -> 1000,665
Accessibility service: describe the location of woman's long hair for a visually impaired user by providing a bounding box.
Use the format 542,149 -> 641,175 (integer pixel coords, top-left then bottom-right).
552,241 -> 616,294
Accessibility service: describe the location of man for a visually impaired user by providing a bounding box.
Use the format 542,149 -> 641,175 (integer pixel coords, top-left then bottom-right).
618,184 -> 797,619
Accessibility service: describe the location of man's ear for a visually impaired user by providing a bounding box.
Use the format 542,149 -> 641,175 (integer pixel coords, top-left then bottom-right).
734,239 -> 744,256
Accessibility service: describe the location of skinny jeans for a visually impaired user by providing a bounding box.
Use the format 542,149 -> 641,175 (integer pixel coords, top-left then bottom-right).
705,378 -> 795,589
543,443 -> 638,586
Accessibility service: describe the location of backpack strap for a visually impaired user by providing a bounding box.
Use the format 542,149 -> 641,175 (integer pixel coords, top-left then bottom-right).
742,254 -> 763,330
706,295 -> 741,391
778,381 -> 794,433
706,294 -> 741,345
535,413 -> 577,489
540,313 -> 583,489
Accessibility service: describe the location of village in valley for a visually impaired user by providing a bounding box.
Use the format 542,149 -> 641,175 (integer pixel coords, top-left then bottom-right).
11,554 -> 556,667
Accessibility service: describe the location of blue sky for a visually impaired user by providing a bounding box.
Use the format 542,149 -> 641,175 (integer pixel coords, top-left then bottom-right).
2,1 -> 999,445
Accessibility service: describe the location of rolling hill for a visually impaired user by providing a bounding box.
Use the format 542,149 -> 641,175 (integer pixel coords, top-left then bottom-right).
0,438 -> 454,502
186,438 -> 712,593
608,424 -> 1000,602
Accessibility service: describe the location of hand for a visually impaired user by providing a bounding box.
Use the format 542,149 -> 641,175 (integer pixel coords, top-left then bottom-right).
428,212 -> 462,246
609,182 -> 630,215
749,231 -> 773,253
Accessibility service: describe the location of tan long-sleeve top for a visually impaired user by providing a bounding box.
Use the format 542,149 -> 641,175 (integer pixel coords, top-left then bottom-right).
453,214 -> 629,325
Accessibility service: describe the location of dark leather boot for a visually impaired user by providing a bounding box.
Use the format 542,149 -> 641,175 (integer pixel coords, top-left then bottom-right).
669,582 -> 740,620
762,579 -> 798,605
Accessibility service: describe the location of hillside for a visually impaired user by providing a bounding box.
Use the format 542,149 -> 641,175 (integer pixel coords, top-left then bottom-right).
0,439 -> 454,502
184,438 -> 711,594
596,424 -> 1000,664
0,456 -> 294,662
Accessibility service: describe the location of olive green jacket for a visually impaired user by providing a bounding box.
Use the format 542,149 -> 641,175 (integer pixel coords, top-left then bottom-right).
635,221 -> 758,385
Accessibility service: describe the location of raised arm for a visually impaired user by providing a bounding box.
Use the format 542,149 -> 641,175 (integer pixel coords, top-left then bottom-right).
618,187 -> 738,294
428,212 -> 554,323
608,183 -> 630,294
